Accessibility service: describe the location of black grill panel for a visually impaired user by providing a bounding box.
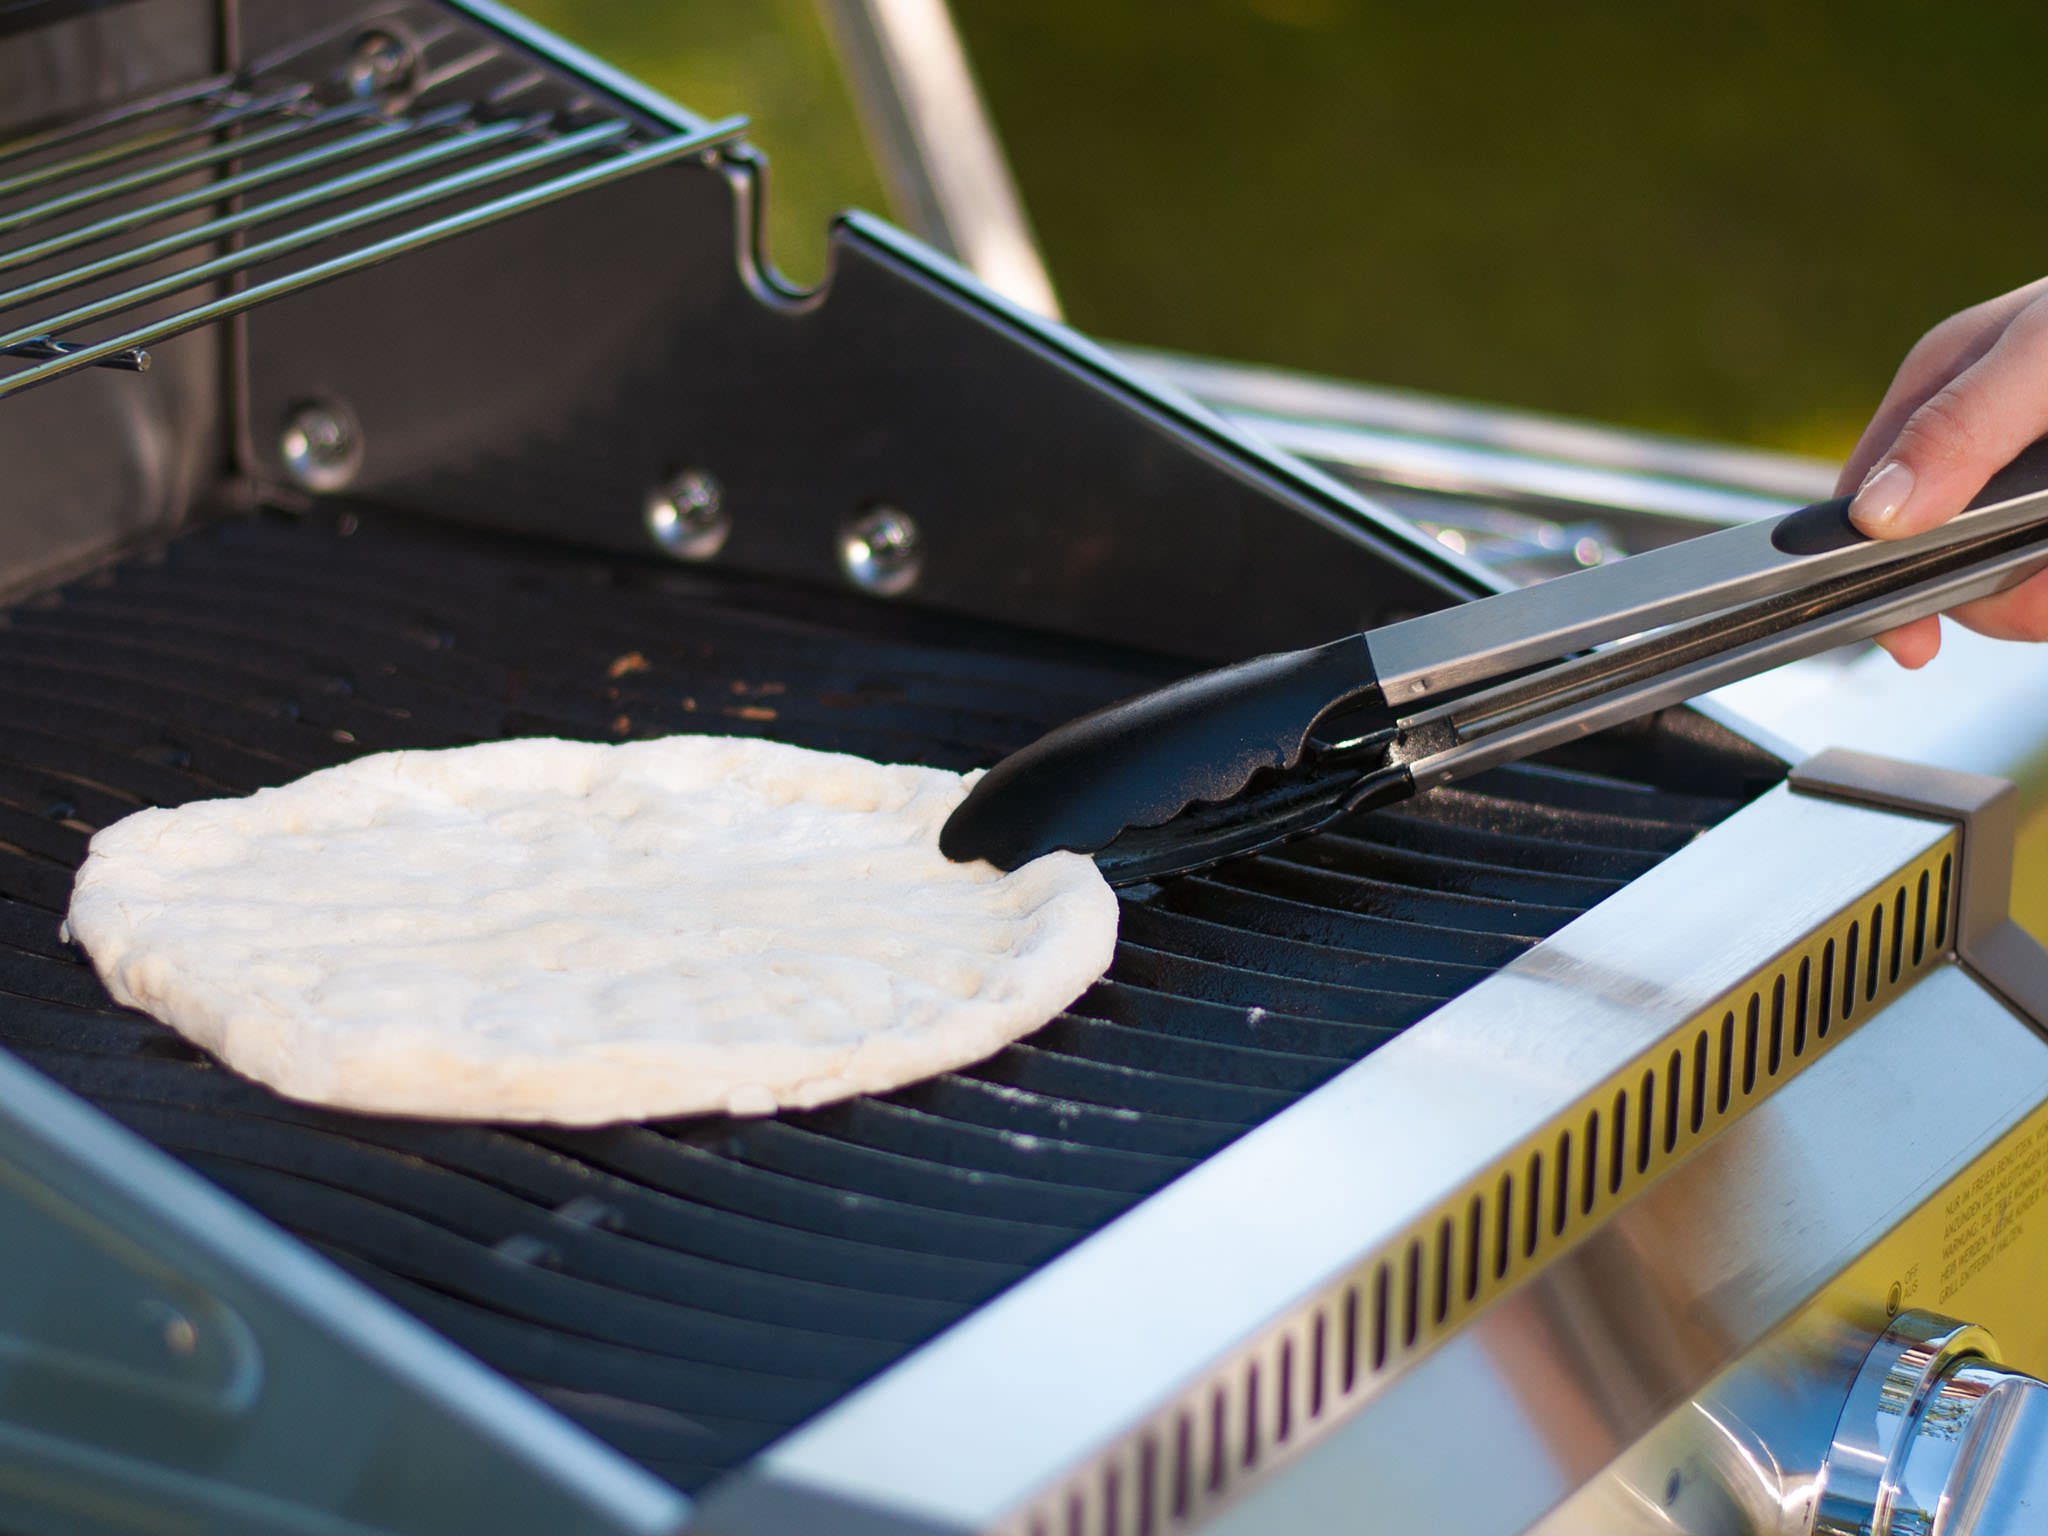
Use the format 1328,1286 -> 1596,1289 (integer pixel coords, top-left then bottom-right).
0,511 -> 1746,1491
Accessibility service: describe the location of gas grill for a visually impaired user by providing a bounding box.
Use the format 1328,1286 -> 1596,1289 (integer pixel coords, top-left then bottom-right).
9,6 -> 2048,1536
0,504 -> 1744,1494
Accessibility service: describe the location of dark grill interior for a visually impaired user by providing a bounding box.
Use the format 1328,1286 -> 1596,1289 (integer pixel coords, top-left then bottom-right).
0,510 -> 1741,1493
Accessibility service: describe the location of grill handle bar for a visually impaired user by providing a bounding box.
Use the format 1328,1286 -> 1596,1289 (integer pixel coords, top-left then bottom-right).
942,438 -> 2048,878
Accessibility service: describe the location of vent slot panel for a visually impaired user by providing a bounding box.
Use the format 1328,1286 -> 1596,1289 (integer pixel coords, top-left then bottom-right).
0,10 -> 740,399
1010,834 -> 1957,1536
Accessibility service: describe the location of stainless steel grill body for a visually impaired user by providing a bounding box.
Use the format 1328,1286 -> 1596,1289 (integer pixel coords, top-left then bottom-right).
7,6 -> 2048,1536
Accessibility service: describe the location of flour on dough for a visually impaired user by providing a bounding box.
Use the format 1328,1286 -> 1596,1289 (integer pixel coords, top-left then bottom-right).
64,736 -> 1119,1123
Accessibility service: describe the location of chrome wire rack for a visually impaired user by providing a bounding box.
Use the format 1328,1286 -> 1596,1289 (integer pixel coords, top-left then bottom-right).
0,8 -> 743,400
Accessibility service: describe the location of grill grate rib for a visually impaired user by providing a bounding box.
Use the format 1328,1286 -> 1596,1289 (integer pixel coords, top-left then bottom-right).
0,509 -> 1742,1491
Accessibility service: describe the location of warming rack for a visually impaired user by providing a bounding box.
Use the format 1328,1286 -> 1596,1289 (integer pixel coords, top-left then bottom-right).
0,15 -> 743,399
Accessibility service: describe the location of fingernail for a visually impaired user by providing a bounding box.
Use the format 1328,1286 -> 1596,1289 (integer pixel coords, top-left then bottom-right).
1851,460 -> 1915,534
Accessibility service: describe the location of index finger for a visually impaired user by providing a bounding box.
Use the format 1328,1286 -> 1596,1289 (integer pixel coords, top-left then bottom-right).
1848,293 -> 2048,540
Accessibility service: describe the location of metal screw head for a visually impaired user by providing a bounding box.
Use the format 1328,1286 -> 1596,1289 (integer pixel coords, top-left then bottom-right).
346,29 -> 416,100
838,506 -> 924,597
279,401 -> 364,493
645,470 -> 729,560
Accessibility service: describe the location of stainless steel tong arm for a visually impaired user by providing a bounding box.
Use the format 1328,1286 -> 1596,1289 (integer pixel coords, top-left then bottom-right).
939,438 -> 2048,877
1395,524 -> 2048,796
1364,438 -> 2048,703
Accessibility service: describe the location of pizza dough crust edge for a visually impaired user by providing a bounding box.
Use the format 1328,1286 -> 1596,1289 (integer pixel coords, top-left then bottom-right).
64,737 -> 1121,1125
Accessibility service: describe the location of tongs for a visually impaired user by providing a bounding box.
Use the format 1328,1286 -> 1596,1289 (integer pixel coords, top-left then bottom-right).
941,439 -> 2048,885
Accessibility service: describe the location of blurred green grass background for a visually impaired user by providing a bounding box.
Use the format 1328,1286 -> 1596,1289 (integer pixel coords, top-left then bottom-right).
512,0 -> 2048,463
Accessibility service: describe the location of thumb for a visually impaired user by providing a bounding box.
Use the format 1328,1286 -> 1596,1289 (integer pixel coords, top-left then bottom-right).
1848,298 -> 2048,540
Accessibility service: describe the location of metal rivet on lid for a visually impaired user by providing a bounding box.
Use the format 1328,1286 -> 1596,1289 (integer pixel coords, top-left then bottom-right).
279,401 -> 364,493
839,506 -> 923,597
645,470 -> 729,560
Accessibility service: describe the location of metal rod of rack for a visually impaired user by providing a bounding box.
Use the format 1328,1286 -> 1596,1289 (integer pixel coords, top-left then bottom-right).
0,95 -> 376,238
0,104 -> 473,280
0,86 -> 317,204
0,337 -> 147,371
0,116 -> 748,398
0,74 -> 237,173
0,113 -> 544,312
0,119 -> 634,352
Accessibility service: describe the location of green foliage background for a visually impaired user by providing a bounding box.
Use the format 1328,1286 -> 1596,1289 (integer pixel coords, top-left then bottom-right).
511,0 -> 2048,461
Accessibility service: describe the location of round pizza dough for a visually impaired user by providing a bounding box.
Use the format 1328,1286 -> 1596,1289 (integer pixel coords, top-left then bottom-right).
64,736 -> 1119,1124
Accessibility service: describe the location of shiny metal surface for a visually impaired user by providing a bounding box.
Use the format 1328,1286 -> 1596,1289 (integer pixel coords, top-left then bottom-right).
1787,750 -> 2048,1044
1225,410 -> 1798,528
243,149 -> 1487,662
1924,1362 -> 2048,1533
345,27 -> 418,100
645,468 -> 731,561
1813,1311 -> 2036,1536
277,399 -> 363,494
0,0 -> 223,602
815,0 -> 1059,319
0,1043 -> 687,1535
1116,347 -> 1837,508
1,105 -> 539,304
1119,344 -> 2048,798
1818,1312 -> 1998,1536
1713,624 -> 2048,805
1208,966 -> 2048,1536
1362,443 -> 2048,706
1400,529 -> 2048,798
1538,1298 -> 2048,1536
0,114 -> 750,398
15,11 -> 2048,1533
957,463 -> 2048,879
837,504 -> 924,595
695,786 -> 1958,1535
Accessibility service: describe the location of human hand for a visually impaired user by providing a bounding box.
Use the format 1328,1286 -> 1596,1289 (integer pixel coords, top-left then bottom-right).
1837,274 -> 2048,667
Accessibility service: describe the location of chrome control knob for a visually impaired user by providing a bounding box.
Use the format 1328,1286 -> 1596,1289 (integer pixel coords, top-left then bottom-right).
1817,1310 -> 2048,1535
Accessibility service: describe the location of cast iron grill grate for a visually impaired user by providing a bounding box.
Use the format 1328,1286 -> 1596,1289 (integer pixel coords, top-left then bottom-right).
0,510 -> 1741,1491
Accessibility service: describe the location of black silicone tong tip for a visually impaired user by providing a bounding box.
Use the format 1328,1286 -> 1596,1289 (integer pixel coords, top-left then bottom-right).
1091,760 -> 1417,886
938,634 -> 1380,872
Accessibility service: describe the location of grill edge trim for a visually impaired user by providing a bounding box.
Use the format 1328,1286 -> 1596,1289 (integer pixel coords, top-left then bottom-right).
705,786 -> 1960,1536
